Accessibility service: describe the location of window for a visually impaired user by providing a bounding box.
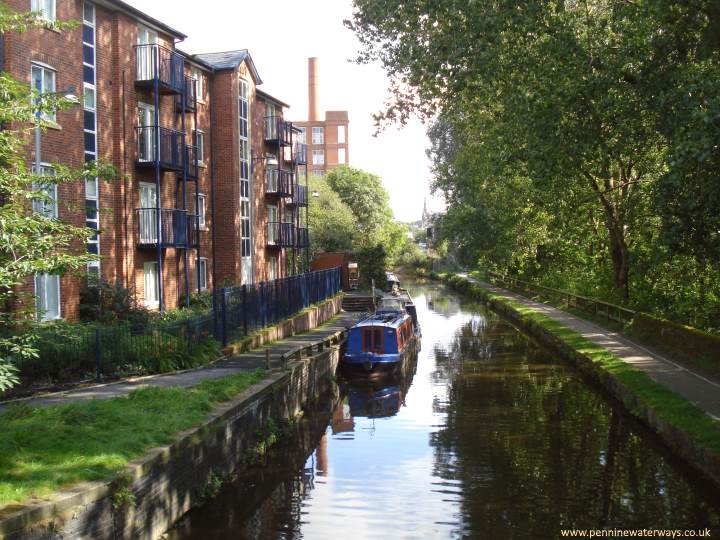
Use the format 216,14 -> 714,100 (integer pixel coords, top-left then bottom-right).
239,79 -> 252,283
143,262 -> 159,308
197,193 -> 206,229
31,63 -> 56,121
35,273 -> 60,321
297,127 -> 306,144
136,24 -> 158,80
267,205 -> 278,244
312,149 -> 325,165
31,0 -> 55,22
137,102 -> 155,161
194,130 -> 204,165
32,165 -> 57,218
337,126 -> 345,144
191,66 -> 203,101
198,258 -> 208,291
312,126 -> 324,145
268,256 -> 278,281
312,170 -> 325,178
338,148 -> 346,164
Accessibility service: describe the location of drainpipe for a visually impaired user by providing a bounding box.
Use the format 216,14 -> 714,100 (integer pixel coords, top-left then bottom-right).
209,76 -> 217,292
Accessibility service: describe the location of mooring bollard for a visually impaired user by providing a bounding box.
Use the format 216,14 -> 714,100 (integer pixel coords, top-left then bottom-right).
265,348 -> 271,370
282,353 -> 288,370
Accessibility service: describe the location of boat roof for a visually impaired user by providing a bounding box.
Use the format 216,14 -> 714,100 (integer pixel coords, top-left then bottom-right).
354,311 -> 409,329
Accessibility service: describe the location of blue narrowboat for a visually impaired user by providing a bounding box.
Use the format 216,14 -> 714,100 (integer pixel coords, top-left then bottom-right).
343,294 -> 421,377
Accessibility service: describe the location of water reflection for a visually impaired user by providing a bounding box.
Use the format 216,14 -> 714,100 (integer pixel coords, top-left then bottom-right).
169,281 -> 720,539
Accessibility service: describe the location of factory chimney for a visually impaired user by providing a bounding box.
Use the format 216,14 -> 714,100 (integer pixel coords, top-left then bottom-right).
308,57 -> 321,121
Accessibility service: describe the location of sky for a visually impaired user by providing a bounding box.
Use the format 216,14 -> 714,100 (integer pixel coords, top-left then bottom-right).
125,0 -> 444,223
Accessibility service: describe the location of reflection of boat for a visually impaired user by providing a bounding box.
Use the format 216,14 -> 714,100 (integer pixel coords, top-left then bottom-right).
343,291 -> 421,377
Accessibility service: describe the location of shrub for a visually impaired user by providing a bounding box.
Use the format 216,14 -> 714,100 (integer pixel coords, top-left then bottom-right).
79,277 -> 149,327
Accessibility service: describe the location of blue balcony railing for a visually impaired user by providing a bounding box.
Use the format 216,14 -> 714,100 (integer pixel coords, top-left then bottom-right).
176,76 -> 197,112
265,168 -> 293,197
136,126 -> 185,171
264,116 -> 293,146
185,145 -> 199,180
293,142 -> 308,165
290,184 -> 308,206
296,227 -> 309,248
267,222 -> 295,248
136,208 -> 198,249
135,43 -> 184,94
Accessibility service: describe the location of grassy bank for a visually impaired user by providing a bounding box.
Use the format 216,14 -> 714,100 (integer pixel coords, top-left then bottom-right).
434,272 -> 720,455
0,369 -> 266,507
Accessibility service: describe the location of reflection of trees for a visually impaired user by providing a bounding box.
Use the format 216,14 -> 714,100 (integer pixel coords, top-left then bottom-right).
167,394 -> 338,540
429,316 -> 720,538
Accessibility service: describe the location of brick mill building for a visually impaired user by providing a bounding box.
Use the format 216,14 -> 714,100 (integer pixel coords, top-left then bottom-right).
2,0 -> 309,318
293,57 -> 350,177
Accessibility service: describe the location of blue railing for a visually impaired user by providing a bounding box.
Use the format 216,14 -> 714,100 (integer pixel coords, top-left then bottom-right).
135,43 -> 184,93
136,126 -> 185,171
267,222 -> 295,247
296,227 -> 309,248
264,116 -> 293,146
176,76 -> 197,112
213,267 -> 342,345
266,168 -> 293,196
135,208 -> 199,249
15,268 -> 342,385
294,142 -> 308,164
291,184 -> 308,206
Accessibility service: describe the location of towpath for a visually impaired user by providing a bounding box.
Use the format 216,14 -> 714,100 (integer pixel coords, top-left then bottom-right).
460,274 -> 720,420
0,312 -> 359,410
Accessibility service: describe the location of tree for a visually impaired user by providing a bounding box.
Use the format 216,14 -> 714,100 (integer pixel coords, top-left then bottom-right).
307,174 -> 357,257
0,5 -> 116,391
325,165 -> 393,247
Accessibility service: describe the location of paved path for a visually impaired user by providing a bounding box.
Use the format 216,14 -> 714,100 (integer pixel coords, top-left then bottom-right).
0,312 -> 360,410
460,274 -> 720,420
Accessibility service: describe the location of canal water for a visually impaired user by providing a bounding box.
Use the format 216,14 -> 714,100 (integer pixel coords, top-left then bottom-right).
168,281 -> 720,539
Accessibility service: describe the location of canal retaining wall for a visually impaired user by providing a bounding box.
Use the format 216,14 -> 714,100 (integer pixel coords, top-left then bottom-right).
0,342 -> 344,539
437,273 -> 720,491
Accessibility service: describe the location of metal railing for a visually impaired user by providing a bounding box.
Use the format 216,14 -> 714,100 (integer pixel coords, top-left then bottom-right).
135,43 -> 185,93
213,267 -> 342,345
296,227 -> 309,248
487,272 -> 636,324
176,76 -> 197,112
18,267 -> 343,384
267,221 -> 295,247
293,142 -> 308,164
291,184 -> 308,206
264,116 -> 293,145
265,168 -> 293,196
136,208 -> 199,249
185,145 -> 199,179
136,125 -> 185,171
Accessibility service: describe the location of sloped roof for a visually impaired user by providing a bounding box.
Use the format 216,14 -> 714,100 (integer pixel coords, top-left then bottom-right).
193,50 -> 262,83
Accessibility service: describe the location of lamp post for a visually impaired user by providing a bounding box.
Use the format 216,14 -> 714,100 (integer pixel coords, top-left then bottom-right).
34,86 -> 79,176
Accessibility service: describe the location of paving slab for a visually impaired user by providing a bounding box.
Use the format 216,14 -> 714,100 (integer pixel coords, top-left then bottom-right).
0,312 -> 360,411
461,274 -> 720,420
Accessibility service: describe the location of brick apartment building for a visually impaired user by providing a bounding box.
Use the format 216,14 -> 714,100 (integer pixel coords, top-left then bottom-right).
293,57 -> 349,177
3,0 -> 309,319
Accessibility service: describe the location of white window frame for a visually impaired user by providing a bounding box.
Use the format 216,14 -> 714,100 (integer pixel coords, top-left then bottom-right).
197,193 -> 206,229
312,149 -> 325,165
32,164 -> 57,219
143,261 -> 159,308
338,148 -> 346,164
35,273 -> 61,321
312,126 -> 324,145
297,127 -> 306,144
198,258 -> 208,291
195,129 -> 204,165
268,256 -> 278,282
337,126 -> 346,144
191,66 -> 204,102
31,63 -> 56,122
31,0 -> 56,22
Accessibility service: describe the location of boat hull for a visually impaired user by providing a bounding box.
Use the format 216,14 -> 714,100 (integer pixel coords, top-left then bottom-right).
342,336 -> 419,378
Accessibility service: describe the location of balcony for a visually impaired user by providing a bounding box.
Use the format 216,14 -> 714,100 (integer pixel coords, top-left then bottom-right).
135,43 -> 184,94
290,184 -> 308,206
264,116 -> 292,146
293,142 -> 308,165
136,126 -> 185,172
136,208 -> 199,249
267,222 -> 295,248
265,168 -> 293,197
176,77 -> 197,112
296,227 -> 309,248
185,145 -> 199,180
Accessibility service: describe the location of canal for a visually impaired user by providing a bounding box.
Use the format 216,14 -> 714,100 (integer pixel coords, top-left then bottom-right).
168,280 -> 720,539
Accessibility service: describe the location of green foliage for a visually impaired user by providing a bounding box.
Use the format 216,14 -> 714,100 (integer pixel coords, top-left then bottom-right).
0,6 -> 118,392
199,469 -> 224,500
348,0 -> 720,330
308,174 -> 357,257
79,277 -> 149,327
0,369 -> 265,506
356,243 -> 387,289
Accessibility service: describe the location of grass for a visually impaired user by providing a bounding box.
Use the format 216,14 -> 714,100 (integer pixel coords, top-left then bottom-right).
0,369 -> 266,507
438,272 -> 720,454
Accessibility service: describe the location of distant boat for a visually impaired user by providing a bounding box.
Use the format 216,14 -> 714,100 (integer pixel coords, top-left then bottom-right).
342,288 -> 421,377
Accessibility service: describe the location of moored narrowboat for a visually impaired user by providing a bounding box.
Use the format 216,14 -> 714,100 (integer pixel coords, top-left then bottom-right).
343,295 -> 421,377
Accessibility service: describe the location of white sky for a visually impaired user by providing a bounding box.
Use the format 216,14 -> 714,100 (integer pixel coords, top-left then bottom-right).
126,0 -> 444,222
